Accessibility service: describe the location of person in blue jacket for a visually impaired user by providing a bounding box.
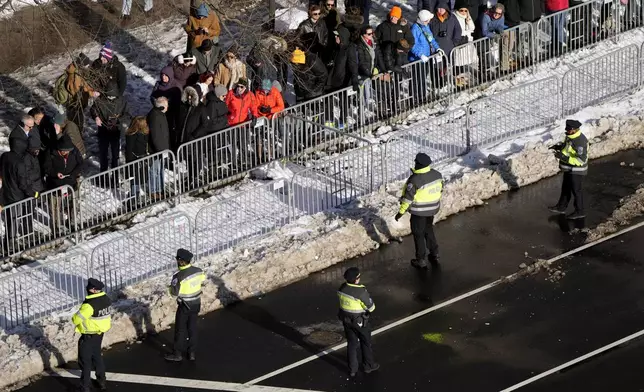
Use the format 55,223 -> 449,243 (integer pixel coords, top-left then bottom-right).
408,10 -> 446,106
479,2 -> 505,38
409,10 -> 443,62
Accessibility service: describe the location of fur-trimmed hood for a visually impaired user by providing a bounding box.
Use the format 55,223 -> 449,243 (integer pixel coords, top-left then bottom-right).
181,86 -> 201,107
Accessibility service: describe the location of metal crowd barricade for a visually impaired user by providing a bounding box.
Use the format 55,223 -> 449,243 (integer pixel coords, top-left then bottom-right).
562,44 -> 640,114
0,185 -> 78,260
619,0 -> 644,33
176,120 -> 278,195
281,87 -> 363,134
89,213 -> 192,293
535,1 -> 619,63
77,151 -> 177,231
194,180 -> 291,258
467,77 -> 561,147
277,114 -> 372,165
382,109 -> 468,184
289,145 -> 375,216
0,251 -> 89,329
453,23 -> 534,94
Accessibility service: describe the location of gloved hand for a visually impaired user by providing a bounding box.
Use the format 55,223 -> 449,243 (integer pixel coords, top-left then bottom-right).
34,192 -> 39,199
549,142 -> 564,151
421,55 -> 430,63
395,212 -> 403,221
259,105 -> 271,114
437,49 -> 445,57
554,150 -> 565,161
352,82 -> 360,92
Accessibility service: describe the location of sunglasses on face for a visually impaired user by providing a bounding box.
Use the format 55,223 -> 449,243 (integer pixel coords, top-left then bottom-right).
494,11 -> 502,15
312,12 -> 320,15
326,2 -> 334,6
365,32 -> 373,36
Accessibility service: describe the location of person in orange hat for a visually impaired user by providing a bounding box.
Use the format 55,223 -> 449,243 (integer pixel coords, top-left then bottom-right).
375,6 -> 414,55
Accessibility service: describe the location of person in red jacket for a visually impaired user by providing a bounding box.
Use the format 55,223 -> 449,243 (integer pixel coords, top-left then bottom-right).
225,78 -> 259,126
545,0 -> 568,53
254,79 -> 285,120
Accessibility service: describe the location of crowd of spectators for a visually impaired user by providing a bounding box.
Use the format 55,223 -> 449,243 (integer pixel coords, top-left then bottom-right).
0,0 -> 620,245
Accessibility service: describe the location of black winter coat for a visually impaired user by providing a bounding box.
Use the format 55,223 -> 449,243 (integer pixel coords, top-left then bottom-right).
147,107 -> 170,153
9,125 -> 30,153
176,87 -> 204,145
501,0 -> 521,26
191,46 -> 222,75
0,140 -> 35,204
247,45 -> 283,90
42,149 -> 83,189
347,39 -> 385,88
125,132 -> 149,162
381,42 -> 410,73
292,53 -> 329,101
327,45 -> 351,91
297,19 -> 329,52
90,56 -> 127,96
518,0 -> 544,21
375,20 -> 415,48
194,92 -> 229,139
429,13 -> 463,55
90,95 -> 127,130
25,147 -> 44,196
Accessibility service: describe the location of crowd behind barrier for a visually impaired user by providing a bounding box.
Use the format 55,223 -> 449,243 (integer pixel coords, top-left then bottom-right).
0,40 -> 640,330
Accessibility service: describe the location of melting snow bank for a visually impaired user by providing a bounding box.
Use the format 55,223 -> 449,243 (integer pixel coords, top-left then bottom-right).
2,112 -> 644,389
586,183 -> 644,242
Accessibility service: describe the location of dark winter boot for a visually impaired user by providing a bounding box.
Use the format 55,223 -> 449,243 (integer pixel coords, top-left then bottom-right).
429,255 -> 440,267
411,259 -> 428,269
364,363 -> 380,374
548,205 -> 567,214
164,353 -> 183,362
97,380 -> 107,391
567,211 -> 586,220
188,352 -> 196,361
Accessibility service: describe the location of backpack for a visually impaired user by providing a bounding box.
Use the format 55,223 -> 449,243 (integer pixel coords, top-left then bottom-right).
52,73 -> 70,105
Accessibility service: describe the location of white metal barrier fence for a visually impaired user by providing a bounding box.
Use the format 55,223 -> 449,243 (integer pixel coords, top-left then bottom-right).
562,44 -> 640,114
0,252 -> 89,329
194,180 -> 291,258
77,151 -> 178,231
0,185 -> 78,260
89,213 -> 192,293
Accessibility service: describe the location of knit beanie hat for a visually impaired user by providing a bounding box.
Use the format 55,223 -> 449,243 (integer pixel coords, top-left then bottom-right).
344,267 -> 360,283
86,278 -> 105,291
196,3 -> 209,17
414,152 -> 432,168
291,48 -> 306,64
214,84 -> 228,97
389,5 -> 402,18
417,9 -> 434,23
236,78 -> 249,88
100,41 -> 113,61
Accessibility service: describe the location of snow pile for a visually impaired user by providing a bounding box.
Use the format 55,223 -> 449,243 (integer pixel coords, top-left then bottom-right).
585,184 -> 644,242
3,93 -> 644,388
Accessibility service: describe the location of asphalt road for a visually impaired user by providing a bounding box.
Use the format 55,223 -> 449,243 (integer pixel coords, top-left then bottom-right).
16,149 -> 644,392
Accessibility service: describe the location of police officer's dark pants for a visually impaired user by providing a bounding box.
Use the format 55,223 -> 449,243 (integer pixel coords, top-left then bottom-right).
78,334 -> 105,388
174,303 -> 200,355
557,172 -> 584,213
410,214 -> 439,260
343,321 -> 375,373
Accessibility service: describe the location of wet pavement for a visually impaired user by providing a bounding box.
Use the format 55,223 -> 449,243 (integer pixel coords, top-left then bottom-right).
16,149 -> 644,392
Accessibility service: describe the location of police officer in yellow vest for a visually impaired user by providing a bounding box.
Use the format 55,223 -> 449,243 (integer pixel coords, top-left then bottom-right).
165,248 -> 206,362
549,119 -> 588,220
338,267 -> 380,378
395,153 -> 444,269
72,278 -> 112,392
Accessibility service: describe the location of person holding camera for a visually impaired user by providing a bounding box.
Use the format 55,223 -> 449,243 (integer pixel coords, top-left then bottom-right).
185,3 -> 221,51
255,79 -> 285,120
429,1 -> 462,54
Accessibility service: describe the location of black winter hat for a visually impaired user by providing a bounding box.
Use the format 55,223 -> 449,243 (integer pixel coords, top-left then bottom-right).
57,135 -> 74,151
176,248 -> 194,262
565,119 -> 582,131
75,52 -> 92,68
200,39 -> 214,51
87,278 -> 105,291
344,267 -> 360,283
436,0 -> 450,10
453,0 -> 468,10
414,152 -> 432,168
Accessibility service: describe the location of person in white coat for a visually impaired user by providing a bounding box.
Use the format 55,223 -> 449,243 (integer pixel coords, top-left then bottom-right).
452,0 -> 478,87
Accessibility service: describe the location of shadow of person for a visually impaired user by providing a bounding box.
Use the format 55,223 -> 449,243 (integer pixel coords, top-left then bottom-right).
548,214 -> 586,233
356,206 -> 397,245
413,264 -> 443,304
117,295 -> 174,353
18,325 -> 76,390
209,276 -> 347,373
